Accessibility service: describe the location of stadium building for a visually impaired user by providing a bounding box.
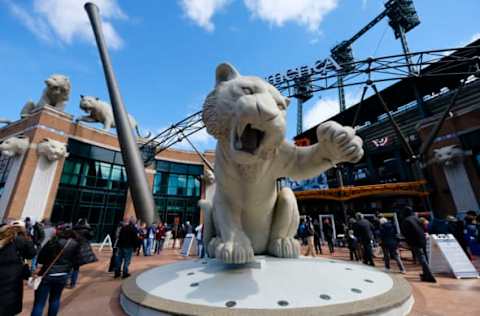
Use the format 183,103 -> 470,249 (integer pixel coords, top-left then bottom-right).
292,40 -> 480,223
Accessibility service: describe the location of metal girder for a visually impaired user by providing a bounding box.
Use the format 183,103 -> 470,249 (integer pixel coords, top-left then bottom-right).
274,46 -> 480,98
140,111 -> 204,164
140,46 -> 480,164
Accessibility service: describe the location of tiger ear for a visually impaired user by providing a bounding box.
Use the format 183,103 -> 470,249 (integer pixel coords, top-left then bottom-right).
80,95 -> 84,99
215,63 -> 239,86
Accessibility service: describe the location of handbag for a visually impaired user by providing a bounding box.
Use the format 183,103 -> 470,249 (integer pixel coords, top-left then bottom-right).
77,241 -> 98,266
27,239 -> 72,291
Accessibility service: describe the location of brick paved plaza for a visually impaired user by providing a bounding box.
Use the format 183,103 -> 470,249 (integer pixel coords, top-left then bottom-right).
17,246 -> 480,316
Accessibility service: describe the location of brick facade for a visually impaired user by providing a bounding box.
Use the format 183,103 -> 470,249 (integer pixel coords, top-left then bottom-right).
0,106 -> 213,222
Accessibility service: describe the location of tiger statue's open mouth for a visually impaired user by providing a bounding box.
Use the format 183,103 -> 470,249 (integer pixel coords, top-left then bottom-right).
233,123 -> 265,155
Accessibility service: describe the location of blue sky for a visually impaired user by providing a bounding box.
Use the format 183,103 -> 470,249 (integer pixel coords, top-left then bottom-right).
1,0 -> 479,150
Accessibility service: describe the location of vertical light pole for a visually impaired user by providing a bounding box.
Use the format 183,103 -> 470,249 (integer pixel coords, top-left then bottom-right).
294,76 -> 313,135
85,3 -> 155,224
296,99 -> 304,135
337,73 -> 347,112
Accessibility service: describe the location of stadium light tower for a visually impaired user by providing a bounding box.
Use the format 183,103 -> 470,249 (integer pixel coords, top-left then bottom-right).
385,0 -> 421,74
330,0 -> 401,113
293,76 -> 313,135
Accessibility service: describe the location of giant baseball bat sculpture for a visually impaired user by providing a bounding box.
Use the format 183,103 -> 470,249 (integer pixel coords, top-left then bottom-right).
85,2 -> 155,224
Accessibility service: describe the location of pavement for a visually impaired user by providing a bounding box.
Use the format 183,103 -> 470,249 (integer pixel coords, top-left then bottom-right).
19,245 -> 480,316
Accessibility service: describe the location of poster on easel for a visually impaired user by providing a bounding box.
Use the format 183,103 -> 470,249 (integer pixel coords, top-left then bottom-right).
181,233 -> 195,256
429,234 -> 479,279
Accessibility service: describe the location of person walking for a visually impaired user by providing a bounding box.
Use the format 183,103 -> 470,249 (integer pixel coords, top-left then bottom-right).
297,217 -> 308,248
313,219 -> 323,255
323,218 -> 335,254
40,219 -> 56,248
304,217 -> 316,257
138,222 -> 147,256
171,221 -> 182,249
464,215 -> 478,259
25,217 -> 34,238
354,213 -> 375,266
31,226 -> 81,316
30,220 -> 45,272
69,218 -> 96,289
0,222 -> 36,316
379,217 -> 406,273
447,216 -> 471,260
185,221 -> 193,235
155,221 -> 166,255
346,229 -> 360,261
145,224 -> 156,256
109,221 -> 124,272
114,218 -> 138,279
195,223 -> 205,258
401,207 -> 436,283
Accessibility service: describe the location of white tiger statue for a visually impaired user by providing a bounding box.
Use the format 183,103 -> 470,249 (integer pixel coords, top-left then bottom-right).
430,145 -> 471,166
201,63 -> 363,264
0,135 -> 30,157
37,138 -> 69,161
21,74 -> 71,118
77,96 -> 150,138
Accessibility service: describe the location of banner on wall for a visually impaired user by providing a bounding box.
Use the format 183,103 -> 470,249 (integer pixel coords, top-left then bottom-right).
286,173 -> 329,191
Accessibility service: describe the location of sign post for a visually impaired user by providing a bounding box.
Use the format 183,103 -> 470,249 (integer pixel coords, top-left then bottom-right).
181,233 -> 195,257
429,234 -> 479,279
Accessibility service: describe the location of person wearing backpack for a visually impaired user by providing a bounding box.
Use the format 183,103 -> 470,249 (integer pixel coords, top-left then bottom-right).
304,217 -> 316,257
323,218 -> 335,254
0,222 -> 36,316
68,218 -> 96,289
30,225 -> 81,316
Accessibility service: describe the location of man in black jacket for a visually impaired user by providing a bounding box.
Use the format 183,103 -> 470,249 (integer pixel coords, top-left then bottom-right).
354,213 -> 375,266
379,217 -> 406,273
114,218 -> 138,279
401,206 -> 436,283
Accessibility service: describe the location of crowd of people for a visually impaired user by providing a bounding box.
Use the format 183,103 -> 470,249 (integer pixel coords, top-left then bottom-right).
298,207 -> 480,283
0,217 -> 97,316
111,218 -> 204,279
0,209 -> 477,315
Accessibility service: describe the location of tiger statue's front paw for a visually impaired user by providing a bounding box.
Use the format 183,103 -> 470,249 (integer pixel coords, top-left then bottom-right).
214,239 -> 254,264
268,237 -> 300,258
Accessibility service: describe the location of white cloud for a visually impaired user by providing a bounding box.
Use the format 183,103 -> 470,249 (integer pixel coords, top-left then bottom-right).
6,0 -> 126,50
468,32 -> 480,44
243,0 -> 339,32
304,97 -> 340,130
180,0 -> 231,32
151,124 -> 216,151
304,92 -> 361,129
182,127 -> 215,147
362,0 -> 368,10
6,2 -> 53,43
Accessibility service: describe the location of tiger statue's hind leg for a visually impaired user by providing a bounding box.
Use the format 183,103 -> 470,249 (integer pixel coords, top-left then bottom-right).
268,187 -> 300,258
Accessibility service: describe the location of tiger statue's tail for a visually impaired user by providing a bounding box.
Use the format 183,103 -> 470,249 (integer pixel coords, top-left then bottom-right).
198,198 -> 215,257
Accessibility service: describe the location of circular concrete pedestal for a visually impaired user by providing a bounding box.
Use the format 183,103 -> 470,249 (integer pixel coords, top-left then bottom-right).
120,256 -> 413,316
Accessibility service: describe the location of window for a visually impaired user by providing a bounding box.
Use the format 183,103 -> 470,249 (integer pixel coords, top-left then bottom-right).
152,160 -> 204,226
167,174 -> 178,195
0,155 -> 13,198
51,140 -> 128,242
177,175 -> 187,195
